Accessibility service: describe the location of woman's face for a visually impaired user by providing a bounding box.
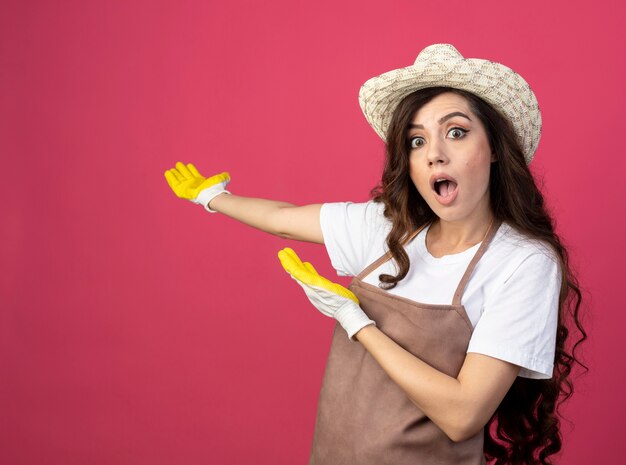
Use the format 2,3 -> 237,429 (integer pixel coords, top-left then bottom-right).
408,92 -> 494,225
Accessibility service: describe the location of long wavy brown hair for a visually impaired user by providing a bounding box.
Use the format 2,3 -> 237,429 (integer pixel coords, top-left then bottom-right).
371,87 -> 587,465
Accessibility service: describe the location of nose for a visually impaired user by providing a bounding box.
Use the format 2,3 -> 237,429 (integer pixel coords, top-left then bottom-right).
426,137 -> 449,166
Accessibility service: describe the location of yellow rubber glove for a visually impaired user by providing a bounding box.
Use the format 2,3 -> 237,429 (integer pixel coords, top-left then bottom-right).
164,162 -> 231,213
278,248 -> 375,340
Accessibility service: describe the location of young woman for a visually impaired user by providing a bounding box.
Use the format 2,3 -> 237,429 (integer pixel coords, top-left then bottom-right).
164,44 -> 586,465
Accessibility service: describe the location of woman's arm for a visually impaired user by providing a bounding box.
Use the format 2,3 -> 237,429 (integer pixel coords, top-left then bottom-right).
351,252 -> 559,442
164,162 -> 324,244
277,247 -> 520,442
355,325 -> 520,442
209,193 -> 324,244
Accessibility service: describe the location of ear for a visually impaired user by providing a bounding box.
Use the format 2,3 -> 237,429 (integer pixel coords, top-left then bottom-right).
490,152 -> 498,163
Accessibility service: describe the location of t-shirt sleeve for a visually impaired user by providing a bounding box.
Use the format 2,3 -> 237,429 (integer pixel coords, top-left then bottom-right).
320,201 -> 387,277
466,252 -> 561,379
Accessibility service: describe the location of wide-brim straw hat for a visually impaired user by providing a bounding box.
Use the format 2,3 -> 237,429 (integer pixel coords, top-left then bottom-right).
358,44 -> 541,163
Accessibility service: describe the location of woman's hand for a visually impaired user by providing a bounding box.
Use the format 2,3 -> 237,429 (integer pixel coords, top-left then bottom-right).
278,248 -> 375,339
164,162 -> 230,212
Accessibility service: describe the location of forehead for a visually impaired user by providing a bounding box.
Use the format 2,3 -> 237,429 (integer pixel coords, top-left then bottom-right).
411,92 -> 473,123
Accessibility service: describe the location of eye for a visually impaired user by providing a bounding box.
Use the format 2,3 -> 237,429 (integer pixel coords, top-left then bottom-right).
409,136 -> 425,149
447,127 -> 469,139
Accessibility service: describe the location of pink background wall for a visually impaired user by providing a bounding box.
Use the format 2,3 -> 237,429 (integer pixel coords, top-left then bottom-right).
1,0 -> 624,463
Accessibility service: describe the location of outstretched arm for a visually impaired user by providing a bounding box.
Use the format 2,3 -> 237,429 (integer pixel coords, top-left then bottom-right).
164,162 -> 324,244
209,193 -> 324,244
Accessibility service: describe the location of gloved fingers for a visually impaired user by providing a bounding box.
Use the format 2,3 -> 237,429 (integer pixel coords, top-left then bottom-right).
186,163 -> 203,178
176,161 -> 194,179
278,247 -> 303,267
278,247 -> 304,275
303,261 -> 320,277
164,170 -> 182,190
278,248 -> 316,286
165,167 -> 185,182
279,249 -> 360,304
278,248 -> 348,297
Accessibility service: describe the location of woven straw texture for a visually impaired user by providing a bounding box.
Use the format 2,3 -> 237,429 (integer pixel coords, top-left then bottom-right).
358,44 -> 542,163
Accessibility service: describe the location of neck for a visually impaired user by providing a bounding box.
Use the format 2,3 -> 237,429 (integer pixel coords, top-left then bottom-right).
426,211 -> 495,257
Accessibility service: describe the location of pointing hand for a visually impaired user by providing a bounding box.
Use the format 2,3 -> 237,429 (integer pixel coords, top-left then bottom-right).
164,162 -> 230,212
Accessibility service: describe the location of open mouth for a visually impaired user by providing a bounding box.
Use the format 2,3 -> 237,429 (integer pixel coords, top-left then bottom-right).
429,175 -> 459,206
433,179 -> 458,197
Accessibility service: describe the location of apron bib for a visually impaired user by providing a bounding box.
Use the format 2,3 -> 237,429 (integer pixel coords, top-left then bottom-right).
309,221 -> 501,465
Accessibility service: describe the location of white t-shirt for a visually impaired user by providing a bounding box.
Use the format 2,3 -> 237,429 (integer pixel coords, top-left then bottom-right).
320,200 -> 561,379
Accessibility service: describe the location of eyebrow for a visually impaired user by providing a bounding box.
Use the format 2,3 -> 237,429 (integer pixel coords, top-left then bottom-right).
409,112 -> 472,129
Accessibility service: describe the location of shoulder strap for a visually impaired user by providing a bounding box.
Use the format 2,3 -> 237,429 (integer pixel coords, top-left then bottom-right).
451,220 -> 502,306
